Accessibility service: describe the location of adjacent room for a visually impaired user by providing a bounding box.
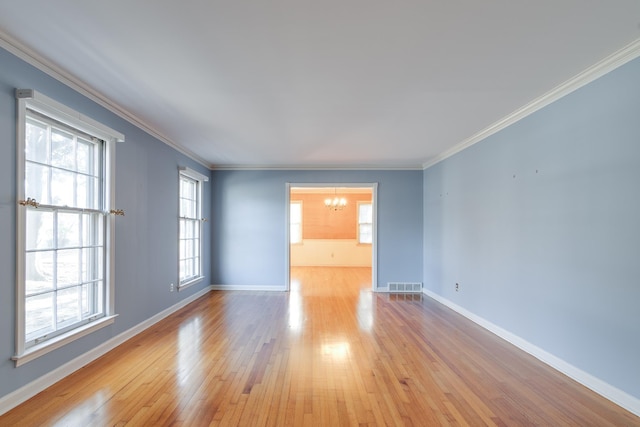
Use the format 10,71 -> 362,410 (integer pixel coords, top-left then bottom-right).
289,185 -> 374,292
0,1 -> 639,425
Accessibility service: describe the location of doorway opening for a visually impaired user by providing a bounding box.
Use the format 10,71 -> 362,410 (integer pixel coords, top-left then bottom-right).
285,183 -> 377,292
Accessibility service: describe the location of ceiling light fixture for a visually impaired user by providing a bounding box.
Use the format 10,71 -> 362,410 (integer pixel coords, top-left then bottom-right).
325,188 -> 347,211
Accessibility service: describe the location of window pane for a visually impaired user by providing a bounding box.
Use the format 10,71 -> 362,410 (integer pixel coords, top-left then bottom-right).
291,226 -> 301,244
51,128 -> 75,170
58,212 -> 80,248
83,213 -> 103,247
187,258 -> 195,278
57,249 -> 80,286
180,179 -> 189,198
186,220 -> 195,239
25,251 -> 54,295
88,281 -> 105,316
51,169 -> 75,207
76,175 -> 88,209
179,260 -> 187,280
182,178 -> 196,199
77,138 -> 94,174
359,225 -> 372,244
88,176 -> 100,210
25,162 -> 51,205
290,202 -> 302,244
180,178 -> 197,215
184,239 -> 193,259
26,293 -> 55,341
81,283 -> 92,316
194,221 -> 200,240
25,119 -> 49,163
82,247 -> 103,282
75,175 -> 100,210
26,209 -> 54,250
290,203 -> 301,222
359,204 -> 372,222
57,286 -> 81,327
181,198 -> 196,218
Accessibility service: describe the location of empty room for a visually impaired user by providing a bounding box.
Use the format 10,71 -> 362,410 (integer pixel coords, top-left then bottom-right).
1,1 -> 639,426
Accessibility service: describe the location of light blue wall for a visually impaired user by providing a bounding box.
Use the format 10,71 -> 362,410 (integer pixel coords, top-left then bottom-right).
211,169 -> 423,288
0,47 -> 211,399
423,57 -> 640,399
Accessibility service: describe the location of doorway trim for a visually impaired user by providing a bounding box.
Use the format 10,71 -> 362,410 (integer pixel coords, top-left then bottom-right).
285,182 -> 378,292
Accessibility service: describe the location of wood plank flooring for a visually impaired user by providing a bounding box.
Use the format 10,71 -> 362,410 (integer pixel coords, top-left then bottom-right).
1,267 -> 638,426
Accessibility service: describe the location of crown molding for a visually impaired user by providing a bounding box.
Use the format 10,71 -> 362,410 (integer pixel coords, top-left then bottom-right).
422,37 -> 640,170
210,164 -> 423,171
0,30 -> 211,169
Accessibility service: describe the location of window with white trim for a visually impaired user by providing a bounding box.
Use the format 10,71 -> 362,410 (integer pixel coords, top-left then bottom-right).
15,89 -> 122,366
358,202 -> 373,244
179,167 -> 207,288
290,201 -> 302,244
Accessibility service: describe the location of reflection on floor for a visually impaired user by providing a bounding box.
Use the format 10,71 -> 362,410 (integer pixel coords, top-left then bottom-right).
1,266 -> 638,426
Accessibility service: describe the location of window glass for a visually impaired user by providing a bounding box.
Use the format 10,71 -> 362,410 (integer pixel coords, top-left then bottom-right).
290,201 -> 302,244
358,202 -> 373,244
179,172 -> 204,285
22,114 -> 107,348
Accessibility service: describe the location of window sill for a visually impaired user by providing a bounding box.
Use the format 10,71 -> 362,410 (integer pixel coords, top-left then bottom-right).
12,315 -> 118,367
179,276 -> 204,291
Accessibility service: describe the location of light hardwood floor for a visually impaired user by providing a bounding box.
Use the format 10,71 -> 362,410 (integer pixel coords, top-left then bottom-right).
1,267 -> 638,426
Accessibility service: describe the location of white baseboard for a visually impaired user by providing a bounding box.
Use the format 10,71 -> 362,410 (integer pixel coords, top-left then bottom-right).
210,284 -> 287,292
0,285 -> 213,416
422,288 -> 640,418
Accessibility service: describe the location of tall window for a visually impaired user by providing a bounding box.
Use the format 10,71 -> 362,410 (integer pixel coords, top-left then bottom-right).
290,201 -> 302,244
15,89 -> 122,366
179,167 -> 207,288
358,202 -> 373,244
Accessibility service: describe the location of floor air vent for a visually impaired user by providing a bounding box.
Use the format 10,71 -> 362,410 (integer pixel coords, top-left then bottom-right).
387,282 -> 423,293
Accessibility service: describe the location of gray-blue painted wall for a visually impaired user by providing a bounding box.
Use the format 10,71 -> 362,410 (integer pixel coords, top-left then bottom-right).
0,47 -> 211,399
210,169 -> 424,288
423,57 -> 640,399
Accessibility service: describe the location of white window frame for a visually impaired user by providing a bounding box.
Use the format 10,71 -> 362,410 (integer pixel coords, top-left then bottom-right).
357,201 -> 373,245
290,201 -> 303,244
14,89 -> 123,366
178,166 -> 207,290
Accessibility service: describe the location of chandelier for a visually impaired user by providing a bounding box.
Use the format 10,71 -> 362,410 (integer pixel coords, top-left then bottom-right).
324,189 -> 347,210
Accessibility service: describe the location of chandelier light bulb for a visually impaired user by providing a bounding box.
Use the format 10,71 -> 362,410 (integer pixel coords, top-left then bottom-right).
324,190 -> 347,210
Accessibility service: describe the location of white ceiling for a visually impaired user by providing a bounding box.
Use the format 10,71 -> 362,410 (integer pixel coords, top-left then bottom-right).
1,1 -> 639,169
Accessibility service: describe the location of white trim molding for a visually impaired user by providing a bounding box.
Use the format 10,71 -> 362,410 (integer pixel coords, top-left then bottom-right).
178,166 -> 209,182
212,165 -> 424,171
423,37 -> 640,170
0,286 -> 213,416
12,316 -> 117,367
422,288 -> 640,418
209,284 -> 287,292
